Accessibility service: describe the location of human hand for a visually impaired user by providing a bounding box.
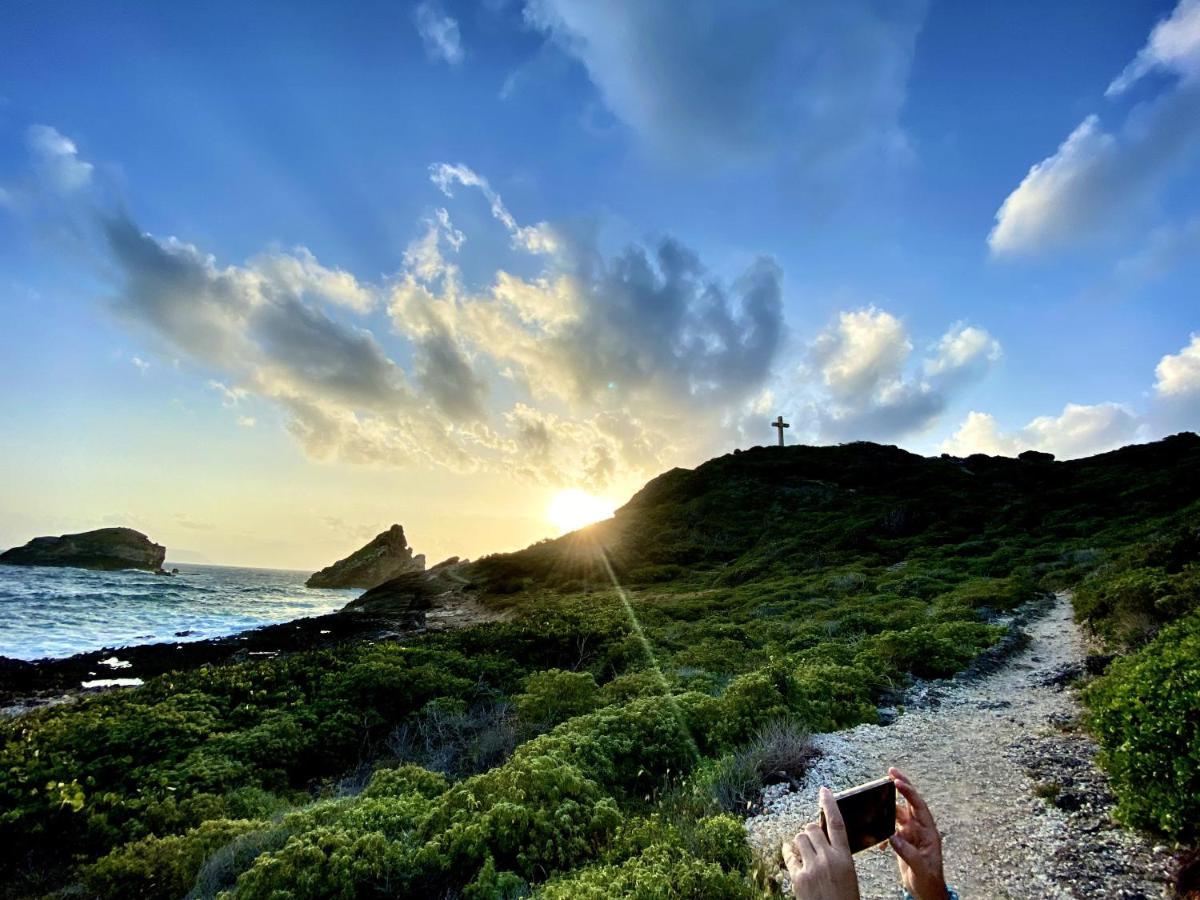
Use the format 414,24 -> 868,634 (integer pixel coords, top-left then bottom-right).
782,786 -> 860,900
888,767 -> 948,900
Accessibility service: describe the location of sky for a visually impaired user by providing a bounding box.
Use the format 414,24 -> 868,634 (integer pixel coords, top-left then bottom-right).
1,0 -> 1199,569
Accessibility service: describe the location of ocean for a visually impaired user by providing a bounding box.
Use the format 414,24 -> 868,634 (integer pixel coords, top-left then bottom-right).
0,563 -> 359,660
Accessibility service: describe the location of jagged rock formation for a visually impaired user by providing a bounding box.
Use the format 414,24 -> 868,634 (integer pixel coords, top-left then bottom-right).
306,524 -> 426,589
0,528 -> 166,572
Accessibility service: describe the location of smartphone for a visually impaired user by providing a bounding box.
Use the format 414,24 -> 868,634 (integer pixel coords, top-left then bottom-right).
820,776 -> 896,853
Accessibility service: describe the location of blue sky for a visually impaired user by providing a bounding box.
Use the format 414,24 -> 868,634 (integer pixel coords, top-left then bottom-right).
1,0 -> 1199,567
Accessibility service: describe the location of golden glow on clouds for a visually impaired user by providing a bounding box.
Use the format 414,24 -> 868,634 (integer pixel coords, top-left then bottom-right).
546,488 -> 616,534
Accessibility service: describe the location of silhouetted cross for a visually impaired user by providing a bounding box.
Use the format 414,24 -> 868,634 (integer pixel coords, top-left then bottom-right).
772,415 -> 789,447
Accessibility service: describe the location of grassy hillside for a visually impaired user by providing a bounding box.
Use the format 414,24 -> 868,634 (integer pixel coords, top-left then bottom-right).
2,436 -> 1198,898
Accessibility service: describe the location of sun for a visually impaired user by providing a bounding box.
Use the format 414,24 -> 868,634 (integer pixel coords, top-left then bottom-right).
547,489 -> 616,534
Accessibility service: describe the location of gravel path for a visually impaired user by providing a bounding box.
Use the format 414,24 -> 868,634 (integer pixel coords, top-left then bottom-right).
746,592 -> 1173,899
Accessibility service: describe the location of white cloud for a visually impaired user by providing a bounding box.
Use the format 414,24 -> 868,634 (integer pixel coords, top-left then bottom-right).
923,323 -> 1002,383
1107,0 -> 1200,96
989,0 -> 1200,257
27,124 -> 93,192
430,162 -> 558,254
1155,333 -> 1200,396
130,356 -> 150,373
522,0 -> 926,170
208,380 -> 249,407
249,247 -> 375,313
812,307 -> 911,400
414,1 -> 464,65
941,403 -> 1142,459
236,415 -> 257,428
806,309 -> 1000,441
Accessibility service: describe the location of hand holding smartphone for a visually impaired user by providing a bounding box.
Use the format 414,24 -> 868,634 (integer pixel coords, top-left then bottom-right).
819,776 -> 896,853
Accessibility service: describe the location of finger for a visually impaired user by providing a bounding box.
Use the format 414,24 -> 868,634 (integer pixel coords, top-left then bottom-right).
818,786 -> 850,853
794,831 -> 818,866
890,831 -> 923,869
892,776 -> 935,829
782,839 -> 802,877
895,800 -> 911,826
805,821 -> 830,853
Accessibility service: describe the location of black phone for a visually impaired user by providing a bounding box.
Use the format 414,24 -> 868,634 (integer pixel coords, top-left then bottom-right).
820,776 -> 896,853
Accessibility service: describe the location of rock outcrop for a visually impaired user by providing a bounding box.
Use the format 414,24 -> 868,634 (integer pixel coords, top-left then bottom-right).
306,524 -> 426,589
0,528 -> 166,572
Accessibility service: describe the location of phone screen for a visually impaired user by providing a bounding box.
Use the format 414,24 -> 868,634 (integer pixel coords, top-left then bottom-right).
820,777 -> 896,853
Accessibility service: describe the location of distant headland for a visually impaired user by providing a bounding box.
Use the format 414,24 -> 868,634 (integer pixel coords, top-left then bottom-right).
0,527 -> 166,573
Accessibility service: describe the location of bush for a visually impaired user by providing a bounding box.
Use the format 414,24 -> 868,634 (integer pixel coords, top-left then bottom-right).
1084,609 -> 1200,841
83,818 -> 264,900
862,621 -> 1004,680
515,669 -> 601,727
1074,566 -> 1200,647
388,699 -> 519,777
696,719 -> 815,815
539,842 -> 753,899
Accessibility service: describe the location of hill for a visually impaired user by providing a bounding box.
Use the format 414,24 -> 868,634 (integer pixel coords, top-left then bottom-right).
2,436 -> 1198,898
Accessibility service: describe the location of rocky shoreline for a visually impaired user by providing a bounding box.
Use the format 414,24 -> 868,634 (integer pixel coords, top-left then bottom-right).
0,561 -> 503,713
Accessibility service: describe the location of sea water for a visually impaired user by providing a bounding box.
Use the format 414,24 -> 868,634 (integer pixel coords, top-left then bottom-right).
0,563 -> 358,660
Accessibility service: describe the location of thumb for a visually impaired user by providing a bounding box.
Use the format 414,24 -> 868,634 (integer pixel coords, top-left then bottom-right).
890,831 -> 921,869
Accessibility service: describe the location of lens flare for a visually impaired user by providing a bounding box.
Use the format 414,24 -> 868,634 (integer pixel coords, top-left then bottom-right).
596,547 -> 700,764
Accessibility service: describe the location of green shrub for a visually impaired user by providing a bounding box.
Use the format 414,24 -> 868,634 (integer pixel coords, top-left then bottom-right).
1084,609 -> 1200,840
862,622 -> 1004,680
82,818 -> 264,900
1074,566 -> 1200,646
516,669 -> 600,727
598,670 -> 665,705
538,842 -> 752,899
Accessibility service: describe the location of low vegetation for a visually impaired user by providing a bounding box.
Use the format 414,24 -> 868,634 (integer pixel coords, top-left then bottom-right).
2,435 -> 1198,897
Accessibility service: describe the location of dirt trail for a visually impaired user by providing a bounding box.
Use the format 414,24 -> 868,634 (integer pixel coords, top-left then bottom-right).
746,593 -> 1172,899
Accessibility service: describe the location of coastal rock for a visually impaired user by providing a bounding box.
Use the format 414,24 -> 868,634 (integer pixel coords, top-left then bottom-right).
0,528 -> 165,572
306,524 -> 426,589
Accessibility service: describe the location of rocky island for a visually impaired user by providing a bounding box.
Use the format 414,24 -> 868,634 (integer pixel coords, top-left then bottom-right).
306,523 -> 425,589
0,527 -> 166,572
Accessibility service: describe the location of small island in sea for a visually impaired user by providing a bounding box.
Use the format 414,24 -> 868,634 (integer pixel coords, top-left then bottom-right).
0,527 -> 166,573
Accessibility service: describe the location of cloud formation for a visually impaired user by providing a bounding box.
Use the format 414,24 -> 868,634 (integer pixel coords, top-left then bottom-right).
16,127 -> 1017,490
27,124 -> 93,192
806,308 -> 1001,442
940,404 -> 1142,459
414,1 -> 464,65
1107,0 -> 1200,96
989,0 -> 1200,256
1154,332 -> 1200,397
942,331 -> 1200,459
522,0 -> 926,168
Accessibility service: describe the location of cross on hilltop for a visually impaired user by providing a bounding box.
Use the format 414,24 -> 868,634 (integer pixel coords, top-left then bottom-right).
772,415 -> 789,447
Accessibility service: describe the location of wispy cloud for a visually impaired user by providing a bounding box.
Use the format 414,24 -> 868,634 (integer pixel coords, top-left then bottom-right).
414,1 -> 464,65
522,0 -> 926,170
27,124 -> 93,192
